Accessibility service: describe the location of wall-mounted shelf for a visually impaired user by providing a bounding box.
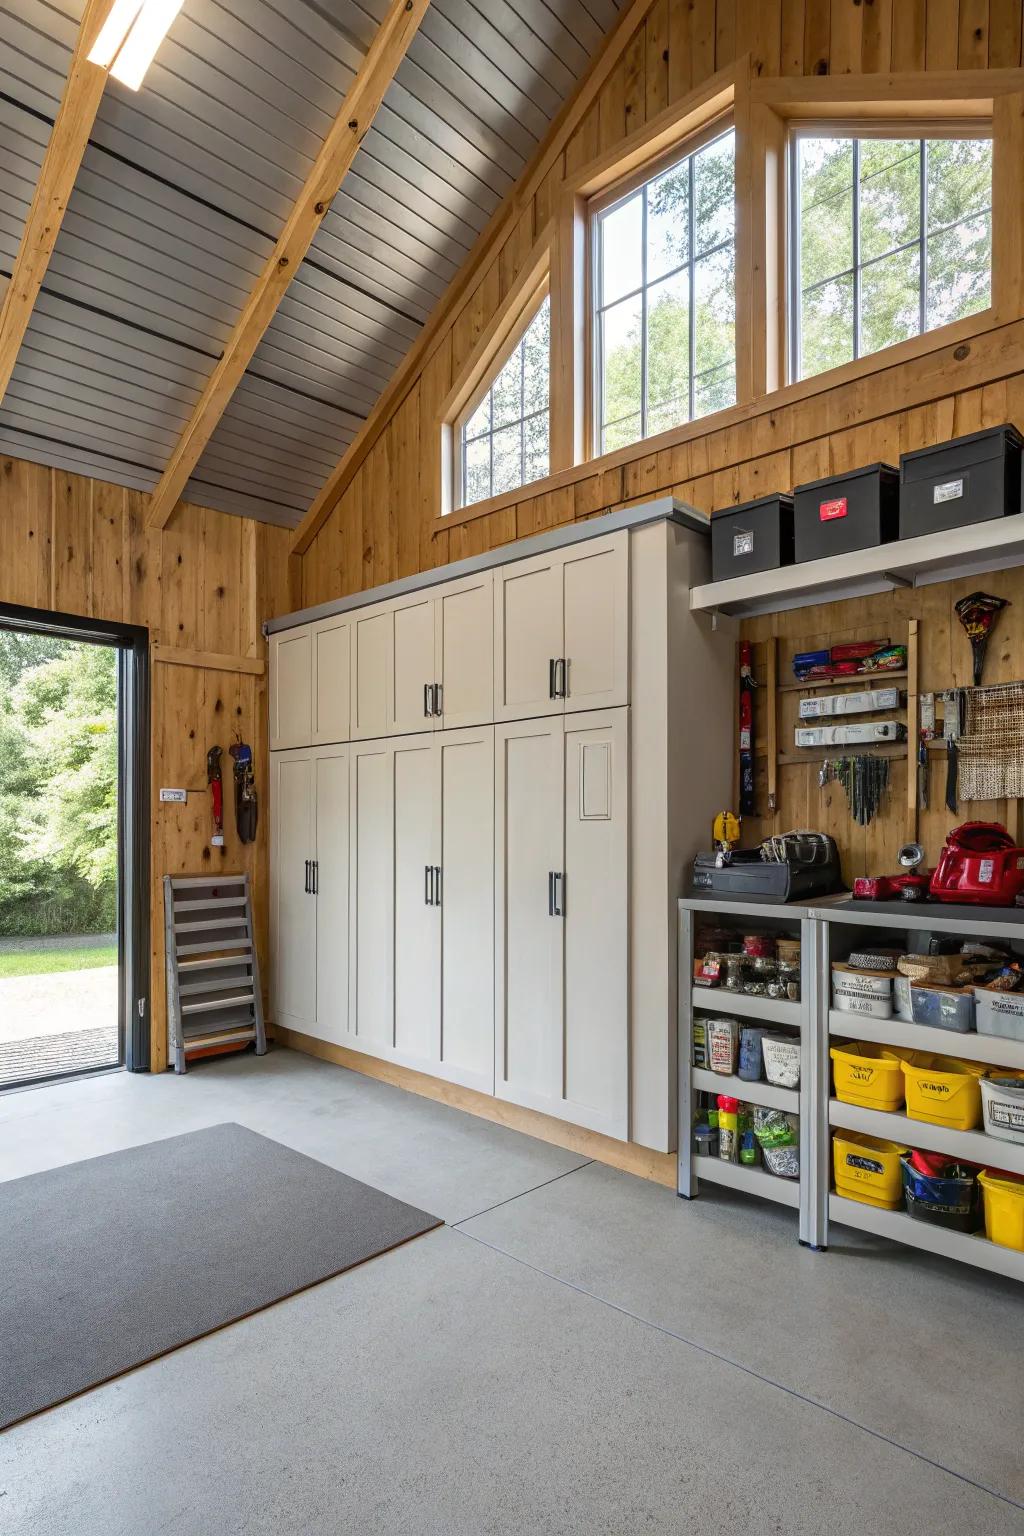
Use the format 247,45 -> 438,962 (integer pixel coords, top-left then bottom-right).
776,670 -> 909,693
690,516 -> 1024,617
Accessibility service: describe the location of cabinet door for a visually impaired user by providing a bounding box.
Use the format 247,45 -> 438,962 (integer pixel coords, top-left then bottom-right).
350,606 -> 391,740
562,709 -> 629,1138
392,735 -> 441,1070
311,617 -> 351,745
562,532 -> 629,713
348,739 -> 394,1052
493,554 -> 564,723
438,728 -> 494,1093
270,750 -> 315,1029
269,629 -> 312,749
310,748 -> 349,1046
435,572 -> 493,730
494,719 -> 563,1113
389,594 -> 437,736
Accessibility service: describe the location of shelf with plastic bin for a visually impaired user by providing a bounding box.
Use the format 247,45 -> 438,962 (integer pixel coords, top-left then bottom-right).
828,1194 -> 1024,1285
694,988 -> 802,1028
828,1098 -> 1024,1178
692,1067 -> 799,1115
828,1010 -> 1024,1072
694,1156 -> 801,1209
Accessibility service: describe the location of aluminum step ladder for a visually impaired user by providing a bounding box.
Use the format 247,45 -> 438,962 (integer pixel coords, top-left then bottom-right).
163,873 -> 266,1073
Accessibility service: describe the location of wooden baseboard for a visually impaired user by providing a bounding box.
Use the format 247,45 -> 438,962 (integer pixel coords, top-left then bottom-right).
275,1027 -> 676,1189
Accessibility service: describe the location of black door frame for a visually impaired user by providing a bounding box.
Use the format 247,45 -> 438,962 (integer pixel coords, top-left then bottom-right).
0,601 -> 151,1075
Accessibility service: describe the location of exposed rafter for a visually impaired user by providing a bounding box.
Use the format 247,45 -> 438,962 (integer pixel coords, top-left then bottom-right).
288,0 -> 654,558
0,0 -> 117,405
145,0 -> 430,532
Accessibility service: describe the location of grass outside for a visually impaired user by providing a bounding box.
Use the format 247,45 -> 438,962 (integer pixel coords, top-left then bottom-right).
0,944 -> 118,980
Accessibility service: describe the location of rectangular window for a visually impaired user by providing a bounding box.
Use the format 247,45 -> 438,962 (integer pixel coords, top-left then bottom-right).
592,127 -> 736,455
791,131 -> 993,382
459,294 -> 550,508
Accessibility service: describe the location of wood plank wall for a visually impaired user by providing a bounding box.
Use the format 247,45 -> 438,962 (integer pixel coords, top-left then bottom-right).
0,454 -> 293,1068
298,0 -> 1024,613
296,0 -> 1024,882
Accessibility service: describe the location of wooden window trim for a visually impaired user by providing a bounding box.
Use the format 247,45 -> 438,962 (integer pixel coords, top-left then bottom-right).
438,238 -> 551,517
435,63 -> 1024,537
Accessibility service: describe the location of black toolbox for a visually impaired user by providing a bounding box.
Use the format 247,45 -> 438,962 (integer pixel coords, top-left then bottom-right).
690,850 -> 844,902
711,494 -> 794,583
793,463 -> 900,562
899,424 -> 1024,538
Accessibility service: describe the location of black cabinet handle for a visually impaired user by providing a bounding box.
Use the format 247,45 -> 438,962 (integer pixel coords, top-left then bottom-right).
433,683 -> 442,716
312,860 -> 319,895
547,870 -> 554,916
548,659 -> 556,700
553,871 -> 564,917
558,658 -> 568,698
424,683 -> 433,718
304,859 -> 310,894
424,864 -> 432,905
434,865 -> 442,906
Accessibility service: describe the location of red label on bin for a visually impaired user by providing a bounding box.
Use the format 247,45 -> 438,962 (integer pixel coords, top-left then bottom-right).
819,497 -> 848,522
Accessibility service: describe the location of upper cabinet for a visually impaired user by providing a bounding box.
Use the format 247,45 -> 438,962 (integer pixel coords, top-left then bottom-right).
269,627 -> 312,750
493,530 -> 629,722
311,616 -> 351,745
270,526 -> 629,747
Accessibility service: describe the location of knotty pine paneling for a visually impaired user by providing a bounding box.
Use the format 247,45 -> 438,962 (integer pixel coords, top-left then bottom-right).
0,454 -> 292,1069
296,1 -> 1024,875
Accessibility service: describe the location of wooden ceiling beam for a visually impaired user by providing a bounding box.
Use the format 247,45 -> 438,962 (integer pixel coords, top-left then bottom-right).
0,0 -> 117,405
288,0 -> 654,558
145,0 -> 429,532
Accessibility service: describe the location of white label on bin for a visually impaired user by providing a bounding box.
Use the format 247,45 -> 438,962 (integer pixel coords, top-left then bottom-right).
733,528 -> 754,557
979,857 -> 995,884
934,478 -> 964,503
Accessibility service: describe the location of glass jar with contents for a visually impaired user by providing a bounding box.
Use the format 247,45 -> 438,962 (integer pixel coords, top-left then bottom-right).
778,961 -> 801,1002
722,954 -> 749,993
744,956 -> 777,997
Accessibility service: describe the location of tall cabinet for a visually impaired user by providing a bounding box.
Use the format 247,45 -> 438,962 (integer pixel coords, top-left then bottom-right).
268,501 -> 733,1155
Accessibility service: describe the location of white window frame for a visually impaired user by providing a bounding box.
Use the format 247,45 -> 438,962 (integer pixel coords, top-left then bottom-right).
589,118 -> 736,454
788,119 -> 994,384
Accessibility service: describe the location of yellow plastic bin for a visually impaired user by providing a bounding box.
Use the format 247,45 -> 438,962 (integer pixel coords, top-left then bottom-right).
830,1042 -> 915,1112
901,1054 -> 986,1131
832,1130 -> 909,1209
978,1169 -> 1024,1251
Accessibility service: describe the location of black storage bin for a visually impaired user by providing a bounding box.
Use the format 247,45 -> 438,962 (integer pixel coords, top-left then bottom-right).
899,424 -> 1023,539
711,494 -> 794,583
793,463 -> 900,563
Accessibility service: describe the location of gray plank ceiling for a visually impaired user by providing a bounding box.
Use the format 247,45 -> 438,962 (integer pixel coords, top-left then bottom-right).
0,0 -> 624,526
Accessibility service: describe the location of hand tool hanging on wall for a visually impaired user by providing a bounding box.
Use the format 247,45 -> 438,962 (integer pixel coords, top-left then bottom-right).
738,641 -> 756,816
918,693 -> 935,813
229,739 -> 258,845
819,755 -> 890,826
955,591 -> 1010,686
207,745 -> 225,848
940,688 -> 966,814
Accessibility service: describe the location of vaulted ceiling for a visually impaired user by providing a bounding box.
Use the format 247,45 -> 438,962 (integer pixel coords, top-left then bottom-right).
0,0 -> 625,526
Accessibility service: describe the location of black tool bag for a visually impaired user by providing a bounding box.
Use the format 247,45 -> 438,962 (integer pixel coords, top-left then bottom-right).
691,832 -> 844,902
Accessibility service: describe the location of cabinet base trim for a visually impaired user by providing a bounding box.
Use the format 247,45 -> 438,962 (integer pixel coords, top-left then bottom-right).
275,1027 -> 675,1186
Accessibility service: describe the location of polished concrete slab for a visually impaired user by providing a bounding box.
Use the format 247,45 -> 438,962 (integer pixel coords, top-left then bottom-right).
1,1048 -> 1022,1534
460,1159 -> 1024,1506
0,1048 -> 590,1225
2,1226 -> 1020,1536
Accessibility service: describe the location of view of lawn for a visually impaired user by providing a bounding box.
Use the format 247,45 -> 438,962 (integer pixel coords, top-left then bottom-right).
0,944 -> 118,980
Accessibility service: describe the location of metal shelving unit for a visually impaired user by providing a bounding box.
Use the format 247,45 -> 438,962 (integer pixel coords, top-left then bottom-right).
814,899 -> 1024,1283
678,896 -> 827,1246
678,895 -> 1024,1281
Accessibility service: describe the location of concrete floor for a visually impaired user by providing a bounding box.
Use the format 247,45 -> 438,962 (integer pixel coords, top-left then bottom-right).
1,1049 -> 1022,1534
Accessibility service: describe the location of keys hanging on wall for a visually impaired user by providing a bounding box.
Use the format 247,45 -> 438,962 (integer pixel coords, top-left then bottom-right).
819,755 -> 891,826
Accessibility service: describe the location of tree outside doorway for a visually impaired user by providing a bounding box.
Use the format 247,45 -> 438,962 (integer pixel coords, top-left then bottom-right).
0,630 -> 119,1085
